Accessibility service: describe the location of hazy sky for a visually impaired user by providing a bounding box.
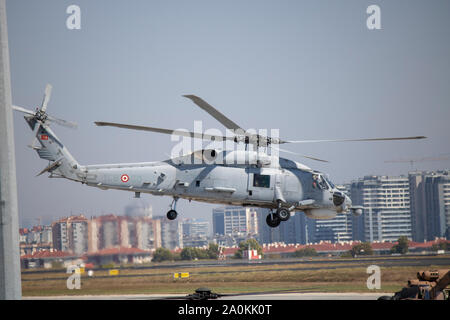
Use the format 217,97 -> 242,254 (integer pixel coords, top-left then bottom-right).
6,0 -> 450,227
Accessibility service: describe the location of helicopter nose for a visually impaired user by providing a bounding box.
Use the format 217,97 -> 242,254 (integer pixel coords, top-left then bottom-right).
332,191 -> 345,206
333,191 -> 352,213
344,194 -> 352,208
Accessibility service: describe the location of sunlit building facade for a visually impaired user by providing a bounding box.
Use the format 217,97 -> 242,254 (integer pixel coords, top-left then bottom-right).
350,175 -> 412,242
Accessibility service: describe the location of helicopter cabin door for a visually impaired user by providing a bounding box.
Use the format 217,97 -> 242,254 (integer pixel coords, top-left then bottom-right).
247,167 -> 275,202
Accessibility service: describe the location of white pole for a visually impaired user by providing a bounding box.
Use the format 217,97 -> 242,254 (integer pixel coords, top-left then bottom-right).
0,0 -> 22,300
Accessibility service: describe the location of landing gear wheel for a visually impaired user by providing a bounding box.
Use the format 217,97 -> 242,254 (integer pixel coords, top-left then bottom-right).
277,208 -> 290,222
266,213 -> 281,228
167,209 -> 178,220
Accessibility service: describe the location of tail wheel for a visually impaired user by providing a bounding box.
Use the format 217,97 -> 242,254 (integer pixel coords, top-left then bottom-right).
277,208 -> 290,222
266,213 -> 281,228
166,209 -> 178,220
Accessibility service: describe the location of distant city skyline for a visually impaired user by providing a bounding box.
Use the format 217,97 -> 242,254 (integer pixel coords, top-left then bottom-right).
21,169 -> 449,252
19,167 -> 450,230
7,0 -> 450,226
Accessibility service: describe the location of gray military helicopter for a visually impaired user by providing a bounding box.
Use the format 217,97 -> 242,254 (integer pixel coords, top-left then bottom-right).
13,84 -> 426,228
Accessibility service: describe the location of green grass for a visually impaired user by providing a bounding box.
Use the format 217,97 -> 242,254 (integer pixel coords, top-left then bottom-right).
22,258 -> 446,297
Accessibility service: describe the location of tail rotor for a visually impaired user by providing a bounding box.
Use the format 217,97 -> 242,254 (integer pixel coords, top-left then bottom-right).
13,84 -> 77,149
40,83 -> 52,113
13,84 -> 82,180
12,83 -> 77,129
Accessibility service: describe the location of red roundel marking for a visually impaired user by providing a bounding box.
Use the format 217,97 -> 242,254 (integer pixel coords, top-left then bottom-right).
121,174 -> 129,183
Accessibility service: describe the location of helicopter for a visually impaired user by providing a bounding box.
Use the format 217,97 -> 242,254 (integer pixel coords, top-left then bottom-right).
13,84 -> 426,228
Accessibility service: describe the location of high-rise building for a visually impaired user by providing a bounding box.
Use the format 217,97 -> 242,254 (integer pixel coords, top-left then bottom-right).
155,216 -> 183,250
212,210 -> 225,236
212,206 -> 258,237
136,217 -> 161,250
350,175 -> 412,242
40,226 -> 53,244
182,219 -> 209,238
313,212 -> 353,243
70,217 -> 88,255
88,214 -> 162,252
52,215 -> 88,254
409,172 -> 428,242
52,219 -> 69,252
423,172 -> 450,240
408,170 -> 450,241
97,215 -> 120,249
181,219 -> 210,247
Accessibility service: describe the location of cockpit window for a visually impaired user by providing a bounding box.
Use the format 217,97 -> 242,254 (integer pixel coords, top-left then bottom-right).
312,174 -> 329,190
325,177 -> 335,189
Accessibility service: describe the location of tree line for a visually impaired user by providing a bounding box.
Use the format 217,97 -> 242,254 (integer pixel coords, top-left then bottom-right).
151,236 -> 444,262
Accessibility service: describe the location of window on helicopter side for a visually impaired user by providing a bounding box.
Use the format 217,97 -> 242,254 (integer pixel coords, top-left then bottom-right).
253,174 -> 270,188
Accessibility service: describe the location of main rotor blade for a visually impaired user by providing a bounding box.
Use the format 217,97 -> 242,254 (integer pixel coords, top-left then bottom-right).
12,105 -> 35,115
95,121 -> 233,142
41,84 -> 52,112
271,146 -> 329,163
183,95 -> 244,131
284,136 -> 427,144
47,115 -> 78,129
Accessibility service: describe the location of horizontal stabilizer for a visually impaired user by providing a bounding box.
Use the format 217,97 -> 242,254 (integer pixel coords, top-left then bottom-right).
37,160 -> 61,176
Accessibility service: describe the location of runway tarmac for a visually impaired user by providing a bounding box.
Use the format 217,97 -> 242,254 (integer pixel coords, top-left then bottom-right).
22,292 -> 387,300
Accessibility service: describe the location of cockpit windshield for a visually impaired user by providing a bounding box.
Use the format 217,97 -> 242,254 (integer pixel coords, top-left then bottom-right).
312,173 -> 336,190
325,176 -> 335,189
312,174 -> 329,190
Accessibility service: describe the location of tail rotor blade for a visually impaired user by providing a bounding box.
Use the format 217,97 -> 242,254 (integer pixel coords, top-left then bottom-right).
40,84 -> 52,112
12,105 -> 35,115
14,84 -> 76,130
47,115 -> 77,129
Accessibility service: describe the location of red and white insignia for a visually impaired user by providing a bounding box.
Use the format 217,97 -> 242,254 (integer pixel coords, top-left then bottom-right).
41,134 -> 49,140
120,174 -> 129,183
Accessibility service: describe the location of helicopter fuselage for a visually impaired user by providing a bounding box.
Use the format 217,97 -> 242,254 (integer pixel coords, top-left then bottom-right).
80,150 -> 350,220
14,86 -> 373,227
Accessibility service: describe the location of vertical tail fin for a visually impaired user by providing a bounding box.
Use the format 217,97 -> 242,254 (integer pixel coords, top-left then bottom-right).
33,123 -> 83,181
13,84 -> 83,181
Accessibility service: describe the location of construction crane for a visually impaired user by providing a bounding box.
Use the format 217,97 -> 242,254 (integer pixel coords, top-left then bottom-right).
385,154 -> 450,169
